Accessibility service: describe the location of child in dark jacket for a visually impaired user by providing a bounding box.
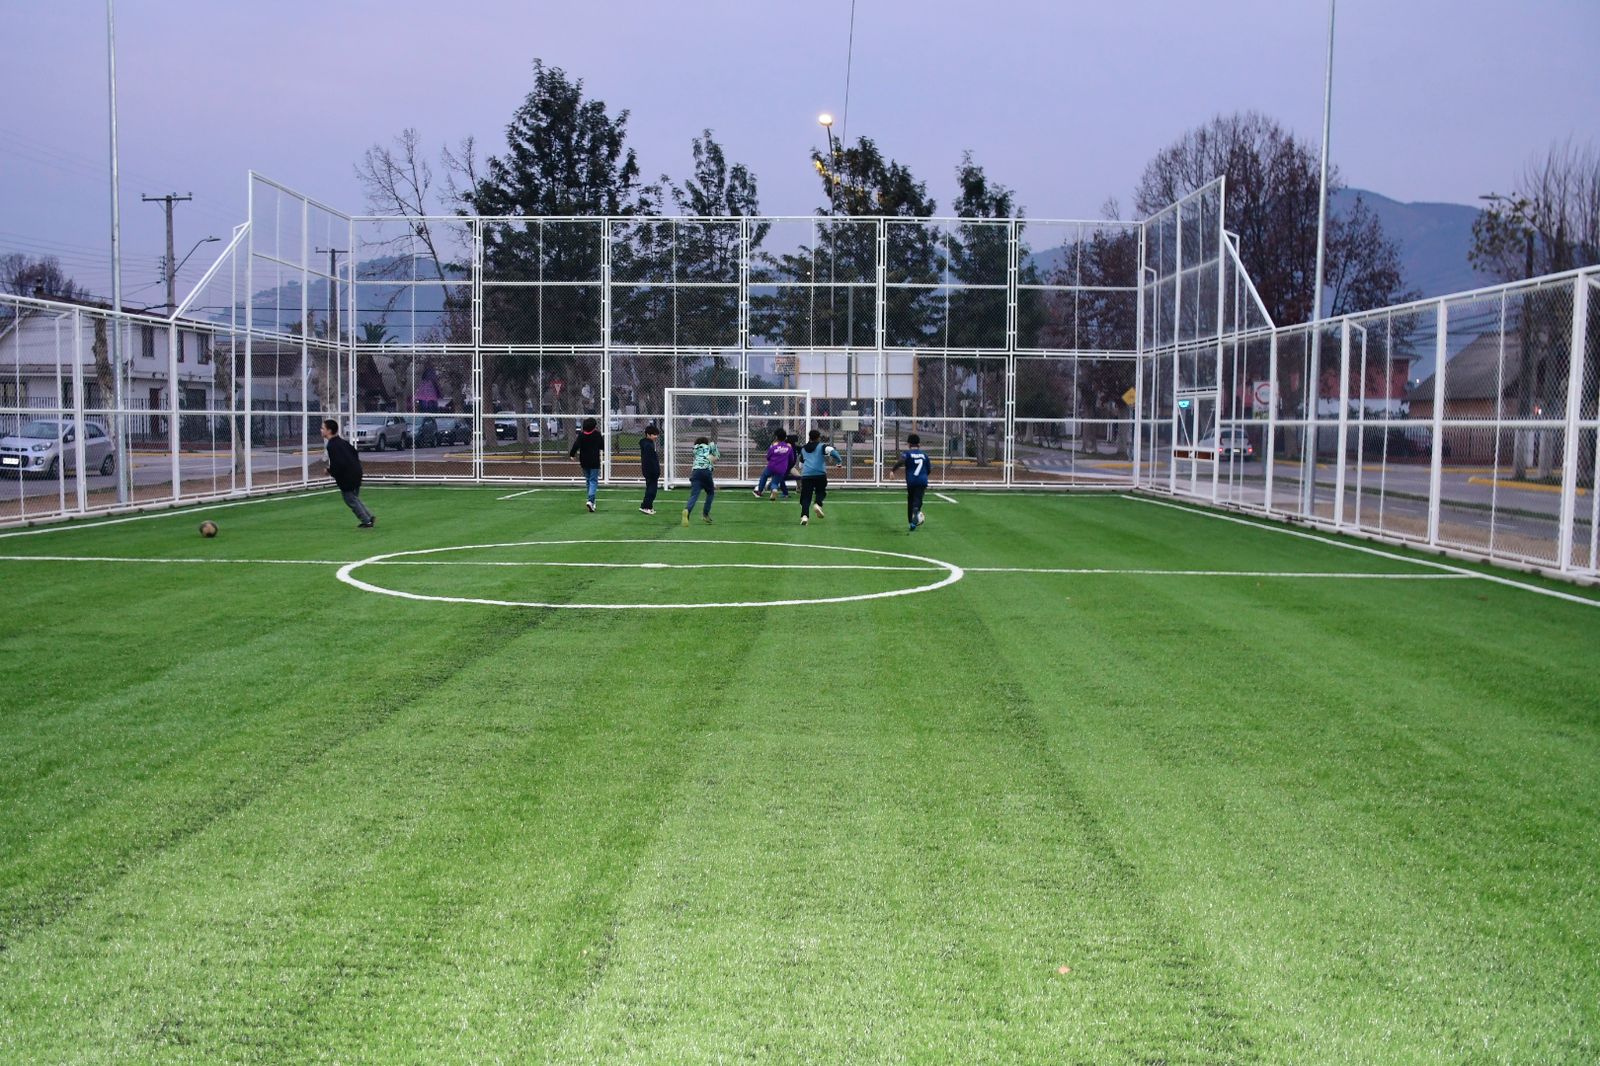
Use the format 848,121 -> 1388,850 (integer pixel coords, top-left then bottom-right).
568,417 -> 605,512
639,424 -> 662,514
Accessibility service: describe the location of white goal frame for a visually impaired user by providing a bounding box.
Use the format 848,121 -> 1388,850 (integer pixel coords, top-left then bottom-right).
663,388 -> 812,490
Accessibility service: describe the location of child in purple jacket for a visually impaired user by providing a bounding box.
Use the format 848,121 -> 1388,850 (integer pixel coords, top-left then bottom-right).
754,429 -> 795,500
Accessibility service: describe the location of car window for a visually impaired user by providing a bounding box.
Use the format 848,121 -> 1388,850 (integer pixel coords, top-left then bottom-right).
87,425 -> 106,439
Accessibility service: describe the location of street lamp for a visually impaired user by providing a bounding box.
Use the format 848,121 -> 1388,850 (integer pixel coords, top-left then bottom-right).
817,113 -> 839,216
171,236 -> 220,295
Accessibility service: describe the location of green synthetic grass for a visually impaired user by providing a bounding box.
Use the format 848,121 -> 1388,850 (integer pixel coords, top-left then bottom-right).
1,485 -> 1597,1063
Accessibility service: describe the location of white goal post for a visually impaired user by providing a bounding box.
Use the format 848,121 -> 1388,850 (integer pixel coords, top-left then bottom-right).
662,388 -> 812,490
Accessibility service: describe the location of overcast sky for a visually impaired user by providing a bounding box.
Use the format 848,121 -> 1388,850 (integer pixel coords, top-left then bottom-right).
3,0 -> 1596,304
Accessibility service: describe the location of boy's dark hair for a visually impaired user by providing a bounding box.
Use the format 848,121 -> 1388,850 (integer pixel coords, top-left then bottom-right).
773,428 -> 786,441
582,416 -> 597,431
695,435 -> 710,446
643,423 -> 659,437
808,428 -> 821,442
322,418 -> 340,434
907,433 -> 920,446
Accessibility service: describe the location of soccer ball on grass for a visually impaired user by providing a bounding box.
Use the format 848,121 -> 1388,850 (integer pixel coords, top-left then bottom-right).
199,520 -> 219,538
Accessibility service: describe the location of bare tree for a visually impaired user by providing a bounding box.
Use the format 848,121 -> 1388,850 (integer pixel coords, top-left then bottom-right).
1471,141 -> 1600,480
1134,111 -> 1415,325
1471,140 -> 1600,281
355,128 -> 475,343
1,253 -> 85,301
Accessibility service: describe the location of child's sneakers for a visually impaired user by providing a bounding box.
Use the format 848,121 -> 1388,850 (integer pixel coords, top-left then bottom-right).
751,489 -> 763,498
640,507 -> 655,515
585,499 -> 595,512
812,504 -> 824,518
800,514 -> 808,526
702,515 -> 714,524
681,509 -> 690,527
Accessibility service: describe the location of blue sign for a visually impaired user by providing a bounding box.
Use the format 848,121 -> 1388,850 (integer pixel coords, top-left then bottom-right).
1177,399 -> 1192,410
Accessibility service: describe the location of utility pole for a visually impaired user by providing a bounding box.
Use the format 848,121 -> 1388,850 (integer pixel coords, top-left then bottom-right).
142,192 -> 192,313
314,246 -> 347,341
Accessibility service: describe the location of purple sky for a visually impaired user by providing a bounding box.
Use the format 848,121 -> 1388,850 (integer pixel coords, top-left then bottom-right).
3,0 -> 1596,305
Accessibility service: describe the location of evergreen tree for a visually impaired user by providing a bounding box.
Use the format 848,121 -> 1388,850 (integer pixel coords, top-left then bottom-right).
465,61 -> 640,444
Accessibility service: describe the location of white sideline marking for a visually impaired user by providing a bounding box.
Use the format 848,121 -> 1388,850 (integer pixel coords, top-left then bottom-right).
0,554 -> 340,566
964,567 -> 1469,579
337,538 -> 965,610
496,488 -> 542,500
0,490 -> 337,540
1123,494 -> 1600,609
0,555 -> 1468,581
935,492 -> 959,504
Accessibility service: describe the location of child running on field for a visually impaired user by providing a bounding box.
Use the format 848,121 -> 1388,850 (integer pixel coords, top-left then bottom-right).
889,432 -> 932,532
568,416 -> 605,512
754,428 -> 795,500
796,428 -> 843,526
682,436 -> 720,525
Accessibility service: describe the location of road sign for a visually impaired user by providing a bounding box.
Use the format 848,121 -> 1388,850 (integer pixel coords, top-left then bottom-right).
1252,380 -> 1273,420
1177,398 -> 1191,410
1122,387 -> 1137,406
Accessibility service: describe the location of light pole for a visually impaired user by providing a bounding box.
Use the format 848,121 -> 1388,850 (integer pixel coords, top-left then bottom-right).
819,112 -> 851,473
1303,0 -> 1336,515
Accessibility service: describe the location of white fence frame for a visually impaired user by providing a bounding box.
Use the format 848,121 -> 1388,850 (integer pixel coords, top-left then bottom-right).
3,170 -> 1596,583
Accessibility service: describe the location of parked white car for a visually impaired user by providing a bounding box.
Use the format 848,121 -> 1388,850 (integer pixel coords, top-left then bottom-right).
1196,428 -> 1255,458
0,419 -> 116,478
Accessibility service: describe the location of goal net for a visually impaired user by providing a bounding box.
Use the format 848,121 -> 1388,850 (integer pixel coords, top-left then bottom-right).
663,388 -> 812,489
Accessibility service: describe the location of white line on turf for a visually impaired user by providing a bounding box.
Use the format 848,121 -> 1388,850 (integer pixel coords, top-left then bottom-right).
935,492 -> 959,504
496,488 -> 542,500
0,555 -> 1470,580
0,554 -> 343,565
1122,494 -> 1600,608
370,559 -> 939,572
962,567 -> 1470,579
0,490 -> 338,540
336,538 -> 965,610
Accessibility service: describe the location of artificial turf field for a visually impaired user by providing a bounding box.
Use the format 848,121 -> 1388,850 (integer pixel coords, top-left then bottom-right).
1,484 -> 1597,1063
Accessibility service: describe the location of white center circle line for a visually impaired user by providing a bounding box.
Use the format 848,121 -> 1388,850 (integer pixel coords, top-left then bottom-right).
335,538 -> 965,610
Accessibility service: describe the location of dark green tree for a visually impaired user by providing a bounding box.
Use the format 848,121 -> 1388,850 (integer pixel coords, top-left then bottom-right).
752,136 -> 939,350
939,154 -> 1027,464
464,60 -> 641,447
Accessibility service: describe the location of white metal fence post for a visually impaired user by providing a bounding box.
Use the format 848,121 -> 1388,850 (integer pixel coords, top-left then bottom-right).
1333,319 -> 1351,528
1427,300 -> 1448,545
1265,331 -> 1279,513
1556,275 -> 1588,571
167,323 -> 181,501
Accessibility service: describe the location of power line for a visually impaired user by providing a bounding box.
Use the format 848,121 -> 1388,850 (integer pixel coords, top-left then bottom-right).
841,0 -> 857,148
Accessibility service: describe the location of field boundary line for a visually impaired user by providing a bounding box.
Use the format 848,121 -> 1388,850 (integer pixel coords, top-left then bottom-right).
0,490 -> 337,540
962,566 -> 1470,579
496,488 -> 542,500
935,492 -> 959,504
1122,494 -> 1600,608
0,554 -> 344,565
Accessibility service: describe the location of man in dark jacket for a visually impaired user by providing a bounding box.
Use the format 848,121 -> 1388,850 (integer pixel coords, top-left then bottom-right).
568,416 -> 605,512
639,423 -> 662,515
321,419 -> 374,528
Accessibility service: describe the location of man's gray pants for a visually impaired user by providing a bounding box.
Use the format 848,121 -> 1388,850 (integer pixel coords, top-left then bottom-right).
341,489 -> 373,524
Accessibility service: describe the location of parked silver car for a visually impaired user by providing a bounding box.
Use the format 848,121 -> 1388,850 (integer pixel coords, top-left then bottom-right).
0,418 -> 116,478
353,415 -> 410,451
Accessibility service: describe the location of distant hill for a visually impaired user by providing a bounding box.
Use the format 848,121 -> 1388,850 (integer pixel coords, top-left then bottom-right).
1333,187 -> 1489,301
